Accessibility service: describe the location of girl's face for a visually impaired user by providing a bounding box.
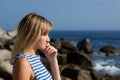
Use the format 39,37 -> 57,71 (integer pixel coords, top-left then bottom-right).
36,34 -> 50,51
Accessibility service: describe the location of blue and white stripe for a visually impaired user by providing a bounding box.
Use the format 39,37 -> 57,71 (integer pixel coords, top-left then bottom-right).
15,53 -> 53,80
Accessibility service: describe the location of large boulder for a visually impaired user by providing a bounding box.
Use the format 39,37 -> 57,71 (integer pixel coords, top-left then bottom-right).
57,54 -> 67,65
77,69 -> 92,80
0,49 -> 12,80
61,68 -> 79,80
0,61 -> 12,80
0,42 -> 4,49
0,28 -> 11,40
50,39 -> 61,50
0,39 -> 15,51
61,38 -> 77,51
0,28 -> 16,50
0,49 -> 11,62
7,30 -> 17,38
61,68 -> 92,80
67,50 -> 94,69
100,45 -> 120,56
0,78 -> 4,80
77,38 -> 93,54
61,76 -> 72,80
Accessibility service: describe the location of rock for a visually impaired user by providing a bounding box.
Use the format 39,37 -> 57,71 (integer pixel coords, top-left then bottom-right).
61,68 -> 92,80
0,60 -> 12,80
3,38 -> 15,51
0,60 -> 12,74
77,69 -> 92,80
77,38 -> 93,54
0,49 -> 11,62
0,29 -> 16,50
61,68 -> 79,80
50,39 -> 61,49
102,74 -> 120,80
67,50 -> 94,69
90,69 -> 103,80
61,38 -> 77,51
58,48 -> 69,54
100,45 -> 120,56
0,28 -> 11,40
0,42 -> 4,49
61,76 -> 72,80
57,54 -> 67,64
0,78 -> 4,80
7,30 -> 17,38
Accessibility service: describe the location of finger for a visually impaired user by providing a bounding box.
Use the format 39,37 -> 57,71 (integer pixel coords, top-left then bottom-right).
44,43 -> 50,51
46,46 -> 54,54
47,46 -> 55,54
45,45 -> 53,54
47,49 -> 54,55
44,42 -> 50,50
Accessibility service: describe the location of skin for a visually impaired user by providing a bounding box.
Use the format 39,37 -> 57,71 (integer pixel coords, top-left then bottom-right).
13,34 -> 61,80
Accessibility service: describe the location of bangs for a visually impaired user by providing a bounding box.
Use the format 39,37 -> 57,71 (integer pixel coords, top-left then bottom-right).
41,21 -> 53,35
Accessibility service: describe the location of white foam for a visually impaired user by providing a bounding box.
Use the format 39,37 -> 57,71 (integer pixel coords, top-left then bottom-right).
94,59 -> 120,76
90,54 -> 120,76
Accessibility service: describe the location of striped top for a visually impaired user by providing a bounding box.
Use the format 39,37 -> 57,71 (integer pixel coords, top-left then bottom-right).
14,53 -> 53,80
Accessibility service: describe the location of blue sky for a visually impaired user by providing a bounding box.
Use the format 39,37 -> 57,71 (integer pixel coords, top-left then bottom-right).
0,0 -> 120,30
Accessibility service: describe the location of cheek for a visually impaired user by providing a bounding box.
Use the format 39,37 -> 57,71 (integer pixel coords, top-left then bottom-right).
38,39 -> 46,50
40,43 -> 46,50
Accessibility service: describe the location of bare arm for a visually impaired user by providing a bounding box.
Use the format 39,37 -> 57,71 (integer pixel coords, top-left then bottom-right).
49,58 -> 61,80
44,44 -> 61,80
13,58 -> 33,80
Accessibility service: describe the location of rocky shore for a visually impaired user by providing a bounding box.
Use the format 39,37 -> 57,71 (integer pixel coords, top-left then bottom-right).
0,28 -> 120,80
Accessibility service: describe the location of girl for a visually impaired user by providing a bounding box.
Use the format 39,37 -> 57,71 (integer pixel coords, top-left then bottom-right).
12,13 -> 61,80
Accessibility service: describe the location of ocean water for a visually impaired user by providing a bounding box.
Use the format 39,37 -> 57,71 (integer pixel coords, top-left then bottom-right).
50,30 -> 120,76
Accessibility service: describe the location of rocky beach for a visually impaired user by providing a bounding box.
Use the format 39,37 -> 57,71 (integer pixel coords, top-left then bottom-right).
0,28 -> 120,80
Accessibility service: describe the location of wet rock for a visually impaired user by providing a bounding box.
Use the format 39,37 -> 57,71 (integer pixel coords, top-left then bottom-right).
67,50 -> 94,69
100,45 -> 120,56
78,69 -> 92,80
58,48 -> 69,54
57,54 -> 67,64
90,69 -> 103,80
61,68 -> 92,80
61,76 -> 72,80
61,68 -> 79,80
61,38 -> 77,51
50,39 -> 61,49
77,38 -> 93,54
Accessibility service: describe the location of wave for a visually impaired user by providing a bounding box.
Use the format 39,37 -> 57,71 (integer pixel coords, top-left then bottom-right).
94,62 -> 120,76
90,54 -> 120,76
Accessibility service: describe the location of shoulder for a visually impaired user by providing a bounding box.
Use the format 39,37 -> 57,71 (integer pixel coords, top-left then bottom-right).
13,57 -> 30,72
14,57 -> 29,68
14,57 -> 32,73
13,58 -> 32,80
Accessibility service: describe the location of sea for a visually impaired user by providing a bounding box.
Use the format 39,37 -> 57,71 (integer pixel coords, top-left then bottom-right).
49,30 -> 120,76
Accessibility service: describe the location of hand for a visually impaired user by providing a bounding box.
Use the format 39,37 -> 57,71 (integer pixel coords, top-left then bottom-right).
43,44 -> 58,62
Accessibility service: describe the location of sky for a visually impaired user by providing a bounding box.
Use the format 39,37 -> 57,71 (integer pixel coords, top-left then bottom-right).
0,0 -> 120,31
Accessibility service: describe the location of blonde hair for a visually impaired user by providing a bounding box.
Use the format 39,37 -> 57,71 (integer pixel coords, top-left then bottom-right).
11,13 -> 52,62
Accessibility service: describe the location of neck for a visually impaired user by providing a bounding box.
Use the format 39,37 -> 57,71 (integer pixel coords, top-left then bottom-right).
23,48 -> 37,55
